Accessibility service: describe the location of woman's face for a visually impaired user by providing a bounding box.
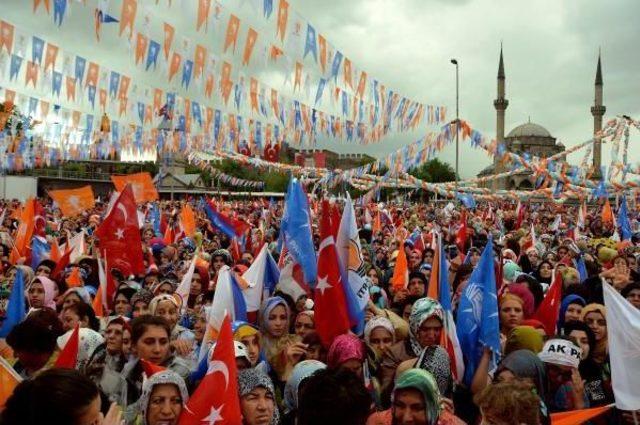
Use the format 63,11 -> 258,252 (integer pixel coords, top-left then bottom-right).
240,386 -> 276,425
539,263 -> 552,278
105,323 -> 124,355
133,301 -> 149,318
569,330 -> 590,360
61,309 -> 84,332
368,327 -> 394,356
499,299 -> 524,332
27,281 -> 45,308
158,283 -> 174,295
267,305 -> 288,338
122,329 -> 132,356
62,293 -> 82,310
565,303 -> 583,323
240,334 -> 261,366
193,314 -> 207,342
189,277 -> 202,296
340,359 -> 363,379
155,300 -> 179,330
294,314 -> 314,339
416,317 -> 443,348
75,395 -> 102,425
134,325 -> 170,364
114,293 -> 132,316
367,269 -> 379,285
584,311 -> 607,342
146,384 -> 183,425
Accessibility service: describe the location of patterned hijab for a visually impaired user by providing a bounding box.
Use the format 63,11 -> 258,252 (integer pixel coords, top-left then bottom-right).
497,349 -> 546,399
416,345 -> 452,397
237,368 -> 281,425
56,328 -> 104,370
283,360 -> 326,414
393,369 -> 442,425
409,297 -> 444,356
139,370 -> 189,425
327,333 -> 365,369
364,316 -> 395,345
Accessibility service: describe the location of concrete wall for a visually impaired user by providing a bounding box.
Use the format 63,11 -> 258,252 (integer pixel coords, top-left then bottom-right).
0,176 -> 38,201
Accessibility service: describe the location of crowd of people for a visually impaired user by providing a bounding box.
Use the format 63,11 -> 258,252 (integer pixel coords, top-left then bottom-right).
0,191 -> 639,425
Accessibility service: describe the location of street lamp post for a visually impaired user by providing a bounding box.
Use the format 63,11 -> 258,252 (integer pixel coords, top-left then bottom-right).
450,59 -> 459,199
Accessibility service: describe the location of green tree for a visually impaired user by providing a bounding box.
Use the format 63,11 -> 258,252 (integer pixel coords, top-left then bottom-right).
410,158 -> 457,183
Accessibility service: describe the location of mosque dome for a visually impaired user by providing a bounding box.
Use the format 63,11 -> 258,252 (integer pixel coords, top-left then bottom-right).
506,122 -> 552,138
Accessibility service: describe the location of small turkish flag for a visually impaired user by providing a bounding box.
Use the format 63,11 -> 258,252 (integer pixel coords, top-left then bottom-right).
94,185 -> 145,276
179,315 -> 241,425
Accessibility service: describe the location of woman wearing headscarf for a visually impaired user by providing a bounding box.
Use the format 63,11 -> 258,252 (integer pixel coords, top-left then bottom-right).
26,276 -> 57,310
237,368 -> 281,425
534,260 -> 554,286
557,294 -> 586,330
367,369 -> 464,425
581,304 -> 608,364
498,284 -> 534,336
149,294 -> 195,359
380,298 -> 444,397
364,316 -> 395,358
327,333 -> 367,379
136,369 -> 189,425
56,328 -> 104,371
504,325 -> 545,355
283,360 -> 326,424
293,310 -> 315,340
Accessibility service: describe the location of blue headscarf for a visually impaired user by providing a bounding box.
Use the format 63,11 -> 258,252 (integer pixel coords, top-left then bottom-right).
557,294 -> 586,330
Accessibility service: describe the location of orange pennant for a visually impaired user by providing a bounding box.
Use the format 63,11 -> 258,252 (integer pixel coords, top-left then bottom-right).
99,89 -> 107,110
318,35 -> 327,72
205,107 -> 213,132
118,75 -> 130,100
86,62 -> 99,87
71,110 -> 81,128
194,44 -> 206,78
550,404 -> 613,425
0,21 -> 14,54
44,43 -> 58,72
65,267 -> 82,288
356,71 -> 367,98
163,22 -> 174,59
33,0 -> 51,14
66,76 -> 76,101
180,204 -> 196,237
269,45 -> 283,61
40,100 -> 49,119
221,61 -> 232,104
153,88 -> 163,113
391,247 -> 409,290
118,97 -> 128,117
135,32 -> 148,65
294,62 -> 302,92
249,78 -> 259,113
224,14 -> 240,53
276,0 -> 289,42
205,73 -> 215,98
119,0 -> 137,39
270,88 -> 279,117
343,58 -> 352,89
168,52 -> 181,81
196,0 -> 211,31
242,28 -> 258,66
111,172 -> 158,203
25,61 -> 38,88
602,198 -> 613,225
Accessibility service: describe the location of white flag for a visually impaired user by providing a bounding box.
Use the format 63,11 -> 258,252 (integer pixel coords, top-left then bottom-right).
175,254 -> 197,313
603,282 -> 640,410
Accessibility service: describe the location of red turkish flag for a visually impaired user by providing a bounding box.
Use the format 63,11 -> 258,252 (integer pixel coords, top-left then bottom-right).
179,315 -> 241,425
455,208 -> 468,254
532,271 -> 563,336
314,200 -> 351,348
94,185 -> 144,276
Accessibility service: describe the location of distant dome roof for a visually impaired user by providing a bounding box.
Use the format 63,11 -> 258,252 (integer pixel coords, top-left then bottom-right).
507,122 -> 552,138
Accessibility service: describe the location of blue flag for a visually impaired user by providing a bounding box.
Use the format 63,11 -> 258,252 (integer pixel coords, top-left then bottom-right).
330,51 -> 343,83
456,237 -> 501,386
181,60 -> 193,88
576,254 -> 588,283
146,40 -> 160,71
619,195 -> 632,241
53,0 -> 67,26
31,236 -> 51,270
202,201 -> 240,240
281,178 -> 317,286
315,78 -> 326,105
303,24 -> 318,62
32,36 -> 45,64
9,55 -> 22,81
0,269 -> 26,338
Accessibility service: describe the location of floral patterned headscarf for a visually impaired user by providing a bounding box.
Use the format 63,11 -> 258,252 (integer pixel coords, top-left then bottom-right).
409,297 -> 444,356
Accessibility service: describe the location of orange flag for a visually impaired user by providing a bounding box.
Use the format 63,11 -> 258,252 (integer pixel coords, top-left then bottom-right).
391,248 -> 409,291
372,211 -> 381,233
66,76 -> 76,101
25,61 -> 38,87
92,282 -> 104,317
65,267 -> 82,287
134,33 -> 148,65
10,199 -> 35,264
196,0 -> 211,31
119,0 -> 137,39
276,0 -> 289,42
40,100 -> 50,119
50,239 -> 61,262
86,62 -> 99,87
242,28 -> 258,66
0,21 -> 14,54
224,14 -> 240,53
111,172 -> 158,203
318,35 -> 327,73
180,204 -> 196,238
550,404 -> 613,425
294,62 -> 303,92
249,78 -> 259,112
221,61 -> 233,104
427,237 -> 440,299
118,75 -> 130,100
44,43 -> 58,72
0,357 -> 21,408
602,198 -> 613,226
49,185 -> 95,217
168,52 -> 181,81
356,71 -> 368,98
163,22 -> 174,59
194,44 -> 206,78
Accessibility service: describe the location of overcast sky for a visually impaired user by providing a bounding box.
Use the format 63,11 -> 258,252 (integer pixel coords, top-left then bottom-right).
3,0 -> 639,177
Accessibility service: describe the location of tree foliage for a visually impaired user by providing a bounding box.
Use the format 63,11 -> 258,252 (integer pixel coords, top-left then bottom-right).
409,158 -> 457,183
